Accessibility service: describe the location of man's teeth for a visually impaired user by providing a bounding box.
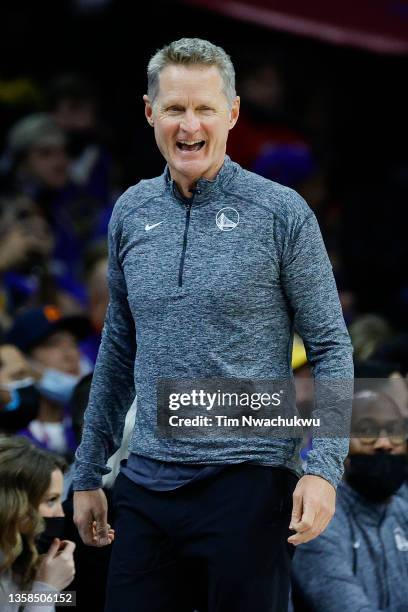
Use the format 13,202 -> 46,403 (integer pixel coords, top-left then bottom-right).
177,139 -> 205,152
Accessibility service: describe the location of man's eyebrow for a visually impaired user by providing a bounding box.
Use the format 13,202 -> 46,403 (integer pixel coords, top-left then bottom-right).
162,101 -> 184,107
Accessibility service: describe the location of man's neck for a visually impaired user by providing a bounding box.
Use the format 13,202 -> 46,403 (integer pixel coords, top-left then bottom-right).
176,179 -> 196,199
170,156 -> 226,199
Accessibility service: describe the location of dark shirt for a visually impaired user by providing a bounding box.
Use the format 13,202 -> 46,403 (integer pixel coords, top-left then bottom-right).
120,453 -> 224,491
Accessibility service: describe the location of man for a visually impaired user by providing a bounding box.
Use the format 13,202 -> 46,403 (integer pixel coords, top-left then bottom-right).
291,390 -> 408,611
73,38 -> 353,612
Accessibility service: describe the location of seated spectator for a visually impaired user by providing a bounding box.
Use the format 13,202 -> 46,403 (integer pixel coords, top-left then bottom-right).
0,435 -> 75,611
291,390 -> 408,612
5,305 -> 92,460
3,113 -> 110,283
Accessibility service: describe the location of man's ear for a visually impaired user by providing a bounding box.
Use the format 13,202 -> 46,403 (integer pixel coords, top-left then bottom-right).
143,94 -> 154,127
229,96 -> 240,130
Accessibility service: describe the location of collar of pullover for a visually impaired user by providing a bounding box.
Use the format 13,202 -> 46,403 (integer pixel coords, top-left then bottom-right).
163,154 -> 237,206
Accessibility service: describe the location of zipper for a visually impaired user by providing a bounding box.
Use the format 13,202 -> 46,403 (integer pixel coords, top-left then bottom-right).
178,199 -> 193,287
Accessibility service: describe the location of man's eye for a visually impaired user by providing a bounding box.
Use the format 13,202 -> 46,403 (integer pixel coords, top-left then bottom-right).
167,107 -> 183,112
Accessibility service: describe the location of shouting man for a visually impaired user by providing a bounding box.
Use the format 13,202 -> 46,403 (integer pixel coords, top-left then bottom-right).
73,38 -> 353,612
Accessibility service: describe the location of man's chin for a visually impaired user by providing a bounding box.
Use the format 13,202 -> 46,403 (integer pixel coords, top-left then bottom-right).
172,157 -> 209,179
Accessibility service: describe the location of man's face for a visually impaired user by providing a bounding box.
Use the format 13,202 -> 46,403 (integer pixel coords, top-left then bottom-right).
144,64 -> 239,186
30,331 -> 81,376
349,393 -> 407,455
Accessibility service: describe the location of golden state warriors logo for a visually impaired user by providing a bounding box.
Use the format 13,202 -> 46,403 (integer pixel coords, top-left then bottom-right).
216,207 -> 239,231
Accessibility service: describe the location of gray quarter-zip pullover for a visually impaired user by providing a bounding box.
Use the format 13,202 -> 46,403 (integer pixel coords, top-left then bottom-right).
73,155 -> 353,491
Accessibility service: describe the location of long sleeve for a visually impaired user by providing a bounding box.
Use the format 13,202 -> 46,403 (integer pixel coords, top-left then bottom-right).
73,190 -> 137,490
280,209 -> 354,488
292,521 -> 386,612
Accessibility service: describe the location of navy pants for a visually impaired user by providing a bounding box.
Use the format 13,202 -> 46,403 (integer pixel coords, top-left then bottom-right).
104,463 -> 298,612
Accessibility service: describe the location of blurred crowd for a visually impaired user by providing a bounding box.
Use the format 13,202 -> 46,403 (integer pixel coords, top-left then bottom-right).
0,56 -> 408,611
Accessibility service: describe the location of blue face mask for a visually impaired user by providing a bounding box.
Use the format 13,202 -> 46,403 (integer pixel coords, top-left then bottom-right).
36,368 -> 82,404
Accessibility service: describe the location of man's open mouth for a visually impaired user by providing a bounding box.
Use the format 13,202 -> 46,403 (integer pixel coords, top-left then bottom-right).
176,140 -> 205,152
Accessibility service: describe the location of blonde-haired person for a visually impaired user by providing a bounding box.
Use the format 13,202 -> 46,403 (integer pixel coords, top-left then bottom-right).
0,435 -> 76,611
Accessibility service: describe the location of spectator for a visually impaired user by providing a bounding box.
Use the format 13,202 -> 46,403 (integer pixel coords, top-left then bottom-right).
291,390 -> 408,611
0,435 -> 75,611
3,113 -> 109,284
5,305 -> 92,459
0,344 -> 41,433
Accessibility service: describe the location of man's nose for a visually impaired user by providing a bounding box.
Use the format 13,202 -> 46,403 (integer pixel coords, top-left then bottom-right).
373,436 -> 394,452
180,110 -> 200,133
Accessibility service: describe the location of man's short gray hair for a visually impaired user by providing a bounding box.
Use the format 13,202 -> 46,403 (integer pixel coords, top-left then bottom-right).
147,38 -> 236,108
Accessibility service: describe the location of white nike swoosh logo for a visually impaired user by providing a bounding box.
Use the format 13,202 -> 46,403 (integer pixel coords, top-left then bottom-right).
145,222 -> 163,231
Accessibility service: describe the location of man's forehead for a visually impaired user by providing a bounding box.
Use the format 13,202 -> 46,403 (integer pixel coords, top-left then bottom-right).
156,64 -> 225,99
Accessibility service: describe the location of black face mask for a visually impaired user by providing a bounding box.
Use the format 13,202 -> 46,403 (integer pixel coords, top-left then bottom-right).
0,385 -> 40,433
35,517 -> 66,554
345,454 -> 407,503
